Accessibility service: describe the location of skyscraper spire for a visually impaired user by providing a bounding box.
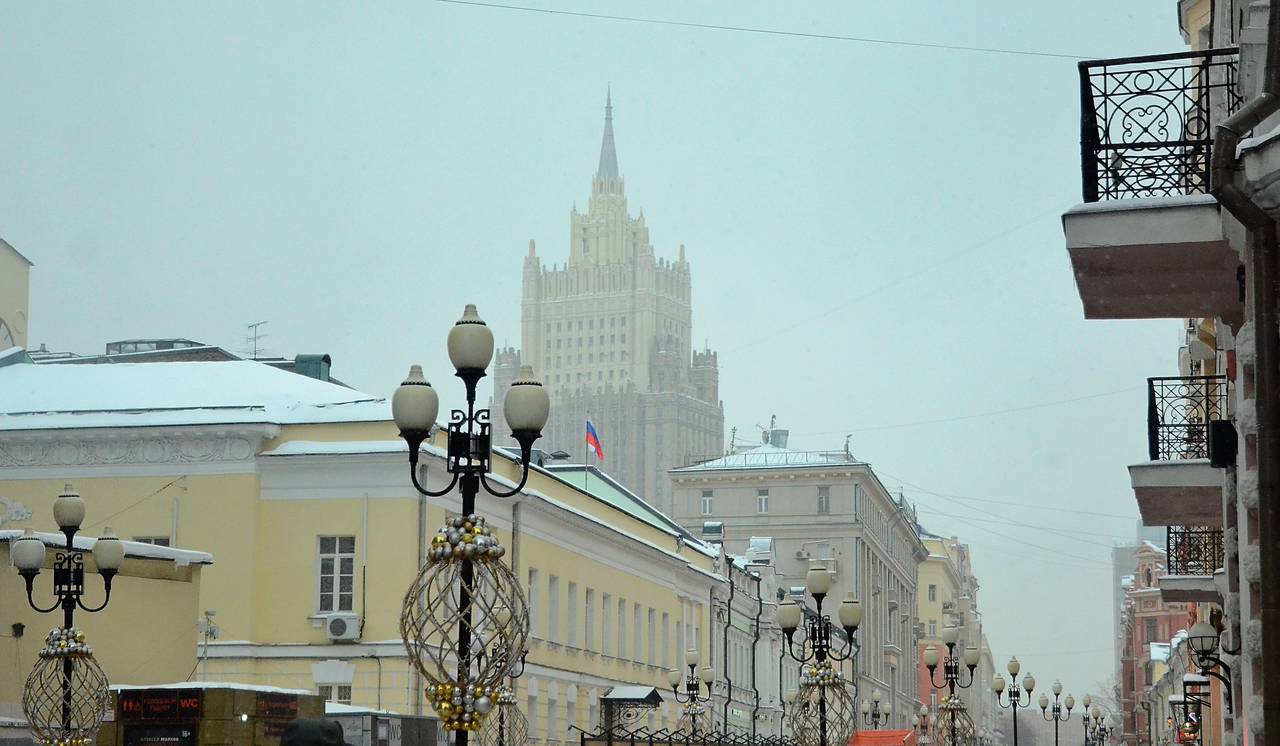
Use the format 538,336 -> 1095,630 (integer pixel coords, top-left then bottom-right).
596,87 -> 620,182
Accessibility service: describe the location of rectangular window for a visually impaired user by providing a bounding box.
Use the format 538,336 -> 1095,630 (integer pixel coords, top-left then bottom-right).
603,593 -> 613,654
318,536 -> 356,612
586,589 -> 597,651
548,575 -> 560,643
633,603 -> 642,662
528,568 -> 540,637
675,621 -> 683,664
318,685 -> 352,704
1145,617 -> 1159,643
817,486 -> 830,514
662,613 -> 671,668
567,582 -> 578,647
547,692 -> 558,742
756,489 -> 770,514
648,608 -> 657,665
929,619 -> 937,637
617,597 -> 627,658
701,490 -> 713,515
528,694 -> 539,741
133,536 -> 170,546
928,584 -> 937,602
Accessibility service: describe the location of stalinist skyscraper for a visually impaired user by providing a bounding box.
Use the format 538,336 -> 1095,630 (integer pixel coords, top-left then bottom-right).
492,92 -> 724,515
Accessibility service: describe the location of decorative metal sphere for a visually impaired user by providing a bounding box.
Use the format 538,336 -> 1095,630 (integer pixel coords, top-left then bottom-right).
22,628 -> 110,746
678,701 -> 713,733
790,663 -> 857,746
935,694 -> 978,746
478,688 -> 528,746
402,517 -> 528,732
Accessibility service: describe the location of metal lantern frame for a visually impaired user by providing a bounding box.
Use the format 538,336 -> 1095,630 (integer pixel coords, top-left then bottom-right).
790,668 -> 857,746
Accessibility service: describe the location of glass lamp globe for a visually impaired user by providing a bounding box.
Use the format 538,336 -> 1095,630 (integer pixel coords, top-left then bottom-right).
392,365 -> 439,434
1039,693 -> 1050,711
963,643 -> 981,668
1187,621 -> 1220,660
447,304 -> 495,375
838,593 -> 863,629
1082,694 -> 1092,709
942,625 -> 960,645
778,600 -> 802,632
52,483 -> 85,531
1007,656 -> 1020,676
92,527 -> 124,572
861,701 -> 871,714
11,529 -> 45,572
667,670 -> 682,688
504,365 -> 550,437
993,674 -> 1006,693
685,649 -> 699,668
1052,680 -> 1063,696
919,705 -> 929,718
880,702 -> 891,716
1065,694 -> 1076,711
1024,674 -> 1036,692
872,689 -> 881,703
923,645 -> 940,668
1091,706 -> 1101,721
699,666 -> 714,684
912,716 -> 920,728
805,563 -> 832,596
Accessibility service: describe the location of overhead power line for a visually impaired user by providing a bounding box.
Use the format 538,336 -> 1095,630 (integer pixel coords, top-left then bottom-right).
435,0 -> 1092,60
876,466 -> 1137,521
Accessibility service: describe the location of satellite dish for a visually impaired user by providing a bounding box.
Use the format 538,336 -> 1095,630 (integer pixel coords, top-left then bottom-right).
1188,339 -> 1215,361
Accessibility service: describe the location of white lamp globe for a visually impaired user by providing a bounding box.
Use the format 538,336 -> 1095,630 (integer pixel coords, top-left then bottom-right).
1187,621 -> 1220,658
963,644 -> 981,668
861,701 -> 871,715
1082,694 -> 1092,709
1024,674 -> 1036,692
52,483 -> 85,531
805,563 -> 832,595
11,529 -> 45,572
1090,706 -> 1101,721
880,702 -> 891,716
699,666 -> 714,684
912,716 -> 920,728
503,366 -> 550,435
1007,656 -> 1021,676
923,645 -> 940,668
778,600 -> 802,632
667,670 -> 682,688
872,689 -> 882,703
392,365 -> 439,434
1053,680 -> 1063,696
993,674 -> 1006,693
920,705 -> 929,718
1065,694 -> 1076,711
446,304 -> 495,374
93,527 -> 125,572
685,649 -> 699,668
838,593 -> 863,629
942,625 -> 960,645
1039,693 -> 1050,711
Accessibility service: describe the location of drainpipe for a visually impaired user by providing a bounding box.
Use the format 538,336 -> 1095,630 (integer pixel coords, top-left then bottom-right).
1210,3 -> 1280,740
751,571 -> 762,737
724,565 -> 735,732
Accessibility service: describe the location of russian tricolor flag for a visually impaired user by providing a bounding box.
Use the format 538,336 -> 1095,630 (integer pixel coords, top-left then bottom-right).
586,419 -> 604,461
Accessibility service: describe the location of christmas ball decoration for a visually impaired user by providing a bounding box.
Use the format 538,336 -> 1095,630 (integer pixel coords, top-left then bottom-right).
789,662 -> 857,746
22,628 -> 110,746
678,701 -> 713,734
402,516 -> 528,732
936,694 -> 977,746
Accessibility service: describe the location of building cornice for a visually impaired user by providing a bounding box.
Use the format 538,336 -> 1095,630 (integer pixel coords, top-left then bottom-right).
0,424 -> 276,478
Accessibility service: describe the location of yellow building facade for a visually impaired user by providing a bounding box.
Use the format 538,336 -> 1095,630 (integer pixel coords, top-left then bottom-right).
0,238 -> 32,350
0,357 -> 726,744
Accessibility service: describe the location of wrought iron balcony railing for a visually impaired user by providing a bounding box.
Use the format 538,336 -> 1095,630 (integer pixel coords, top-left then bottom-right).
1079,48 -> 1242,202
1147,375 -> 1229,461
1166,525 -> 1224,576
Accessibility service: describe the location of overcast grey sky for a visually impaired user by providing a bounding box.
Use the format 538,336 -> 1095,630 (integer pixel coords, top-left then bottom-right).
1,1 -> 1184,698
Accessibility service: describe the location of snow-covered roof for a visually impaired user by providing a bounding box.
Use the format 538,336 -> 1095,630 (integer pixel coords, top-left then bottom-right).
261,440 -> 408,457
112,682 -> 309,694
326,702 -> 398,715
1149,642 -> 1171,663
1183,673 -> 1210,684
0,530 -> 213,566
672,444 -> 859,472
0,359 -> 389,431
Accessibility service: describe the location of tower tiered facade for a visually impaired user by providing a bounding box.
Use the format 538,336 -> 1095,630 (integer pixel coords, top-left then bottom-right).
492,93 -> 724,514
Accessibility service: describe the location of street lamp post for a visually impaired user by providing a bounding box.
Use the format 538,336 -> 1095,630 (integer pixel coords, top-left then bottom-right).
912,705 -> 934,744
393,305 -> 550,746
1186,621 -> 1235,714
993,657 -> 1035,746
778,563 -> 863,746
1088,709 -> 1113,746
668,649 -> 714,735
925,625 -> 981,746
11,484 -> 124,746
1080,695 -> 1095,746
1039,682 -> 1074,746
860,691 -> 890,730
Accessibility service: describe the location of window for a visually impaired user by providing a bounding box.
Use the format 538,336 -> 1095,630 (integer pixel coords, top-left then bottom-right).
633,603 -> 642,662
662,613 -> 670,667
318,685 -> 352,704
586,589 -> 597,651
700,490 -> 713,515
549,575 -> 560,643
1145,617 -> 1159,643
603,593 -> 613,654
756,489 -> 769,514
817,486 -> 830,514
568,582 -> 578,646
528,568 -> 540,637
929,619 -> 937,637
318,536 -> 355,612
617,597 -> 627,658
133,536 -> 170,546
928,584 -> 937,602
648,608 -> 656,665
528,693 -> 539,741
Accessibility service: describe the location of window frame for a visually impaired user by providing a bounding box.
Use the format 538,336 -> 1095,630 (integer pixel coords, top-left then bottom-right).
317,535 -> 356,613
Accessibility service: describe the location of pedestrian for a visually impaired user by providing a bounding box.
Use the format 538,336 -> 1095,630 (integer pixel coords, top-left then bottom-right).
281,718 -> 354,746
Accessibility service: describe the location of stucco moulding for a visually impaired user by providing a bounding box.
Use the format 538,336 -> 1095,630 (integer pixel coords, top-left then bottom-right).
0,428 -> 271,468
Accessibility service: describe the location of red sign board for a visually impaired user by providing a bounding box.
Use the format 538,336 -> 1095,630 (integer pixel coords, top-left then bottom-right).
118,690 -> 203,722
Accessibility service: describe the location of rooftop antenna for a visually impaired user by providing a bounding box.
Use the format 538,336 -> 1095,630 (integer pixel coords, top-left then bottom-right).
729,426 -> 736,455
245,321 -> 269,360
844,434 -> 853,458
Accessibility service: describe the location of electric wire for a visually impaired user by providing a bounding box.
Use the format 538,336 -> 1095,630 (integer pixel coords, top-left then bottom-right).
435,0 -> 1092,60
83,476 -> 186,530
874,467 -> 1138,521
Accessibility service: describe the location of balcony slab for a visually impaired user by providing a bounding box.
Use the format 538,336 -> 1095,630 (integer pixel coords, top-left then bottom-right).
1159,573 -> 1220,603
1063,196 -> 1241,322
1129,459 -> 1223,526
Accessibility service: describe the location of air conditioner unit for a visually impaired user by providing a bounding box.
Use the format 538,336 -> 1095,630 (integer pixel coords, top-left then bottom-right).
326,613 -> 361,642
795,550 -> 811,560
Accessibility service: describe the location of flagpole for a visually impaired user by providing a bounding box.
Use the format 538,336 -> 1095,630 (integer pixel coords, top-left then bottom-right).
584,411 -> 590,491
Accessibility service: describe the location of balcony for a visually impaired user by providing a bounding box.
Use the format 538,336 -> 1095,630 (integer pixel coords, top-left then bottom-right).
1161,525 -> 1224,603
1130,376 -> 1228,527
1064,49 -> 1243,323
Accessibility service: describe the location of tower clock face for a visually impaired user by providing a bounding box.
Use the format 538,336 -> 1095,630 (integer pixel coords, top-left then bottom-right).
0,319 -> 13,349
